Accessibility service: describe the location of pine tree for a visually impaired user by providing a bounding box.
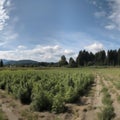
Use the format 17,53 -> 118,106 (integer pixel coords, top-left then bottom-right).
59,55 -> 68,67
0,59 -> 3,67
69,57 -> 77,67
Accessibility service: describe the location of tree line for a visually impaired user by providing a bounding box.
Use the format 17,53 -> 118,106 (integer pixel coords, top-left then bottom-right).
59,49 -> 120,67
1,49 -> 120,67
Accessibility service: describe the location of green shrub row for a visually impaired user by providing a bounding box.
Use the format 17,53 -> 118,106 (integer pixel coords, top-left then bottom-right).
0,70 -> 94,113
98,87 -> 115,120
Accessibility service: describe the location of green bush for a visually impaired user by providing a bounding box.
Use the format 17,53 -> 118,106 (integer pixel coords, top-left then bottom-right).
0,70 -> 94,113
98,106 -> 115,120
65,87 -> 78,103
18,87 -> 31,104
31,91 -> 52,111
102,92 -> 113,106
52,94 -> 65,113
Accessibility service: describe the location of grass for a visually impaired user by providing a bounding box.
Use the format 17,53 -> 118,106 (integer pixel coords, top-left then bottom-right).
97,106 -> 115,120
102,92 -> 113,106
101,87 -> 113,106
21,109 -> 39,120
0,109 -> 7,120
117,95 -> 120,103
98,86 -> 115,120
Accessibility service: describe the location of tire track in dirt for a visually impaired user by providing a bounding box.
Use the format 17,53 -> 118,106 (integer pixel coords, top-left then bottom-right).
83,75 -> 103,120
2,104 -> 19,120
101,76 -> 120,120
0,90 -> 21,120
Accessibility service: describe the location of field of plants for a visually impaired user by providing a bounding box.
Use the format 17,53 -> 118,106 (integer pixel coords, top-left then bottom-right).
1,67 -> 120,120
0,68 -> 94,115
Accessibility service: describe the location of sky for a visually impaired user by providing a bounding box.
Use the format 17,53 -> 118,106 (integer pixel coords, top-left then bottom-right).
0,0 -> 120,62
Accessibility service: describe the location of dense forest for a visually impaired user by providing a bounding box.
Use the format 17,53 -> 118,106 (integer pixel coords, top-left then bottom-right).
57,49 -> 120,67
1,49 -> 120,67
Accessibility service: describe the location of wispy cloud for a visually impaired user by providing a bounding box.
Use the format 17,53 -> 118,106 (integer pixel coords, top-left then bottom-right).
17,45 -> 27,50
94,11 -> 106,18
105,24 -> 116,30
105,0 -> 120,30
0,0 -> 9,31
52,32 -> 99,51
0,30 -> 104,61
0,0 -> 18,47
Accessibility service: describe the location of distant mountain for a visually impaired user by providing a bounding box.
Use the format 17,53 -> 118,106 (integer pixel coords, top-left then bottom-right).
2,59 -> 16,64
3,59 -> 39,65
2,59 -> 58,67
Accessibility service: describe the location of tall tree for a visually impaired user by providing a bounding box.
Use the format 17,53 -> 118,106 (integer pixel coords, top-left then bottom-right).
107,50 -> 118,66
118,49 -> 120,65
76,50 -> 90,66
95,50 -> 106,65
69,57 -> 77,68
59,55 -> 68,66
0,59 -> 3,67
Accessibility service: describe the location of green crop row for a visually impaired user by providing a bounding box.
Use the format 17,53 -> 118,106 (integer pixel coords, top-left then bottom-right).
98,87 -> 115,120
0,70 -> 94,113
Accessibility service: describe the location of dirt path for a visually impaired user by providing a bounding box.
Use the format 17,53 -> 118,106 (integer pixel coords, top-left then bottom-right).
83,75 -> 103,120
101,76 -> 120,120
0,91 -> 21,120
2,104 -> 19,120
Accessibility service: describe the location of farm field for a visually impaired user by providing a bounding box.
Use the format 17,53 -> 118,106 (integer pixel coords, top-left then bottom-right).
0,67 -> 120,120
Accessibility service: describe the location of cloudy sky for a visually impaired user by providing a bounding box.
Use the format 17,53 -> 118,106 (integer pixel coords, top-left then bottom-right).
0,0 -> 120,62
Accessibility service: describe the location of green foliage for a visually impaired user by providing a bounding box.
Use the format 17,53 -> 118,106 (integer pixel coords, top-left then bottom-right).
18,86 -> 31,104
0,69 -> 94,113
102,92 -> 113,106
59,55 -> 68,67
98,106 -> 115,120
101,87 -> 108,93
31,90 -> 52,111
69,57 -> 77,68
117,95 -> 120,103
101,87 -> 113,106
114,81 -> 120,89
52,94 -> 65,113
0,60 -> 3,67
99,86 -> 115,120
65,87 -> 78,103
0,109 -> 6,120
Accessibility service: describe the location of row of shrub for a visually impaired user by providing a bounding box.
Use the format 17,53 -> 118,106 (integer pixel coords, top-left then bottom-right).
98,87 -> 115,120
0,70 -> 94,113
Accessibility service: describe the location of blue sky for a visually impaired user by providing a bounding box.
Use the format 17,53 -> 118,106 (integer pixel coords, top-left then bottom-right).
0,0 -> 120,61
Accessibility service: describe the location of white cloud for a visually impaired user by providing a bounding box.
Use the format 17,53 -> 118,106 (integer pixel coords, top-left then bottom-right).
84,43 -> 104,53
64,49 -> 74,56
0,45 -> 75,62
